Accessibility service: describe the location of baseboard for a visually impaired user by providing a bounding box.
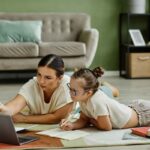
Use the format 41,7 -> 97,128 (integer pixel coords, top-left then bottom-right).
65,71 -> 119,77
103,71 -> 119,76
0,71 -> 119,83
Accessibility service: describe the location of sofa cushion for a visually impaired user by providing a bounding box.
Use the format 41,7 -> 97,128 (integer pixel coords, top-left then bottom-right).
42,14 -> 90,42
0,20 -> 42,43
39,42 -> 86,57
0,58 -> 40,70
0,43 -> 39,57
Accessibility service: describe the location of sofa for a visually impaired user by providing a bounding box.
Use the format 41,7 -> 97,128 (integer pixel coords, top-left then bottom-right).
0,12 -> 99,72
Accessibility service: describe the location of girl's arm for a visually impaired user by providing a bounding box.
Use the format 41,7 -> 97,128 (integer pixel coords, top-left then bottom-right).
90,115 -> 112,131
72,112 -> 89,129
60,112 -> 89,130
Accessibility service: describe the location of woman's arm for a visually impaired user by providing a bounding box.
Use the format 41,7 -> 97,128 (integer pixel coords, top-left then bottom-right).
13,102 -> 73,124
0,94 -> 27,115
90,115 -> 112,131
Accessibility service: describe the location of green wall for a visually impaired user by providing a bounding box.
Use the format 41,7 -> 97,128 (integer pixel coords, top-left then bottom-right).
0,0 -> 124,70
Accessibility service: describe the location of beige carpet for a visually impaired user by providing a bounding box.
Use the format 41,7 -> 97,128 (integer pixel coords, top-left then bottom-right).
14,124 -> 150,148
62,127 -> 150,148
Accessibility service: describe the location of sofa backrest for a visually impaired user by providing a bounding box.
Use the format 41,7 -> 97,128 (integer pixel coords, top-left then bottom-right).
0,12 -> 91,42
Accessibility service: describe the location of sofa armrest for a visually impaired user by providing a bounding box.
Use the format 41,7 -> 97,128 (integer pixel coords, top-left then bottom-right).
78,28 -> 99,67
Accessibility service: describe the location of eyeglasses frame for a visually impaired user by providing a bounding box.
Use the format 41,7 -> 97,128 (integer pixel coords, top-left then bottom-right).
67,83 -> 90,96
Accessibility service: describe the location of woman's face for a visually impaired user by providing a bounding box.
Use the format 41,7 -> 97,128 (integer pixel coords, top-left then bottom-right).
37,66 -> 62,93
68,78 -> 92,102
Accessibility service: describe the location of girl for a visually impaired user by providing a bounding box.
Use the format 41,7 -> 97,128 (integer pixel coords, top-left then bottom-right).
60,67 -> 150,131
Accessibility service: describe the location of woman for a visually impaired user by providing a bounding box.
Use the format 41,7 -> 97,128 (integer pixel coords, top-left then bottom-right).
60,67 -> 150,131
0,54 -> 73,124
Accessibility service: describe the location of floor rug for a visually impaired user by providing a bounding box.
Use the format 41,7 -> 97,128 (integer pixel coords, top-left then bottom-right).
1,124 -> 150,149
62,127 -> 150,148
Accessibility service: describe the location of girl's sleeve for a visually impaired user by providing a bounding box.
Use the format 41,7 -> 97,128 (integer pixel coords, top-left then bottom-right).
93,100 -> 109,118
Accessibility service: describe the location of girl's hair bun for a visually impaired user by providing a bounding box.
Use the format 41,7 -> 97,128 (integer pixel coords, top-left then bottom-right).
92,67 -> 104,78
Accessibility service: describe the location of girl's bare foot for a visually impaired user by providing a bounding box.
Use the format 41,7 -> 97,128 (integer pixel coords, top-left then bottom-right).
101,81 -> 120,97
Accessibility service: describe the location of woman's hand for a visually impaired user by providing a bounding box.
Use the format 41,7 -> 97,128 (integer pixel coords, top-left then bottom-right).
0,103 -> 7,111
0,103 -> 12,115
12,113 -> 26,123
60,119 -> 74,131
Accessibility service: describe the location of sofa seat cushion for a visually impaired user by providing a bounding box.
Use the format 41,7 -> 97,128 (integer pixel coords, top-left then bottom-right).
0,43 -> 39,57
39,42 -> 86,57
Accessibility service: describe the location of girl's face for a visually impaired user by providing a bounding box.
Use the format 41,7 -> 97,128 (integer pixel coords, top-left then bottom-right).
68,78 -> 92,102
37,66 -> 62,93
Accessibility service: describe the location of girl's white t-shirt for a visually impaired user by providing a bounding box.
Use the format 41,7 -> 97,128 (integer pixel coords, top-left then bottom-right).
18,75 -> 72,115
79,90 -> 132,128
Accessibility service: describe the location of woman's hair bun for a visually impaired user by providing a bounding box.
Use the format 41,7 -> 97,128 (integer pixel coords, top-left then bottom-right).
92,67 -> 104,78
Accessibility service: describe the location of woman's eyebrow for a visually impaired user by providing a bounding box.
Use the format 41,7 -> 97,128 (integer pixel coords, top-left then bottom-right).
45,75 -> 52,78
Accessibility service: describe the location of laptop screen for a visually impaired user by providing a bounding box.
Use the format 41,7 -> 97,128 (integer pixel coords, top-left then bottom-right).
0,114 -> 39,145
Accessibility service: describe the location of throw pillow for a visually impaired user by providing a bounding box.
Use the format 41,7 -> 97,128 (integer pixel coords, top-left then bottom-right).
0,20 -> 42,43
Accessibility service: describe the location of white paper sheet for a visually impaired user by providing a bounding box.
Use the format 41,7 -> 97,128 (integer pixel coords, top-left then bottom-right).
15,124 -> 39,132
15,127 -> 25,132
37,128 -> 90,140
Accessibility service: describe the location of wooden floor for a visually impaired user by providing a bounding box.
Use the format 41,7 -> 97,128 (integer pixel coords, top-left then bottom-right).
0,75 -> 150,150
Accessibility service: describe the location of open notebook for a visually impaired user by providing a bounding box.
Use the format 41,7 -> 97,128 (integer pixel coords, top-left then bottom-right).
37,127 -> 90,140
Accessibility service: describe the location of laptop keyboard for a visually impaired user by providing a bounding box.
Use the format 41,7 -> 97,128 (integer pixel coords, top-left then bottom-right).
18,137 -> 30,143
18,135 -> 39,144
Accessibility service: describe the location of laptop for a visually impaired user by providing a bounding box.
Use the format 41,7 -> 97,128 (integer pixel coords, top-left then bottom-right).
0,114 -> 39,145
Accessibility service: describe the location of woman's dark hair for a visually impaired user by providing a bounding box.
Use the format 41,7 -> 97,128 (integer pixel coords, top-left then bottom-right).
72,67 -> 104,93
38,54 -> 65,77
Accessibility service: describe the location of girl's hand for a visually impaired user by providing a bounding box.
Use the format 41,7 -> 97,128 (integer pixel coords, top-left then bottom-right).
90,118 -> 99,128
60,119 -> 74,131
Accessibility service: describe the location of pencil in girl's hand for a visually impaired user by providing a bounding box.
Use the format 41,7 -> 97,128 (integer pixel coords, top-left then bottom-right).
60,102 -> 79,127
60,113 -> 74,127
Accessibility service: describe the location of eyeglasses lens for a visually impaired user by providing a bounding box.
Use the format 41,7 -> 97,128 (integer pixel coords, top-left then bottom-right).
67,83 -> 77,96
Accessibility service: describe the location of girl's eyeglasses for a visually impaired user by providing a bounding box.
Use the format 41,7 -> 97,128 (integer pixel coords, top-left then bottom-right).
67,83 -> 89,96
